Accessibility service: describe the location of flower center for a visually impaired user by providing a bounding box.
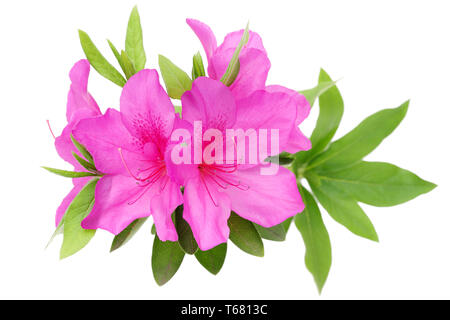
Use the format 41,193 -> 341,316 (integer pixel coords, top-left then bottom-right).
198,162 -> 249,207
118,148 -> 169,205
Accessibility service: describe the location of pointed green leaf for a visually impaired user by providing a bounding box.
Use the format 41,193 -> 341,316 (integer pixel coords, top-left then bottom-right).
46,217 -> 65,249
228,212 -> 264,257
175,205 -> 198,254
174,105 -> 182,118
125,6 -> 146,71
299,79 -> 337,107
107,40 -> 126,76
110,217 -> 148,252
265,152 -> 294,166
294,69 -> 344,168
308,172 -> 378,241
120,50 -> 136,79
309,101 -> 409,172
195,243 -> 227,275
221,22 -> 249,86
296,185 -> 332,293
151,235 -> 185,286
254,223 -> 286,242
42,166 -> 98,178
78,30 -> 126,87
60,179 -> 98,259
312,161 -> 436,207
158,54 -> 192,99
282,217 -> 294,233
151,223 -> 156,235
192,51 -> 206,80
72,152 -> 97,173
71,134 -> 94,165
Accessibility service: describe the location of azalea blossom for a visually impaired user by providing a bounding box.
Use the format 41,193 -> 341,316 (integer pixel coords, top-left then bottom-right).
166,77 -> 305,250
186,18 -> 311,153
73,69 -> 182,241
54,59 -> 101,226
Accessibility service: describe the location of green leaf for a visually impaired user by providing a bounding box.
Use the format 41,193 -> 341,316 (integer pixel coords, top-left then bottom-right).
299,79 -> 337,107
110,217 -> 148,252
174,105 -> 182,118
294,69 -> 344,168
60,179 -> 98,259
312,161 -> 436,207
295,185 -> 332,293
158,54 -> 192,99
307,173 -> 378,241
195,243 -> 227,275
282,217 -> 294,233
221,22 -> 249,86
42,166 -> 98,178
309,101 -> 409,172
228,212 -> 264,257
125,6 -> 146,72
192,51 -> 206,80
107,40 -> 126,76
72,152 -> 97,173
78,30 -> 126,87
71,134 -> 94,165
45,217 -> 65,249
175,205 -> 198,254
265,152 -> 294,165
254,223 -> 286,242
120,50 -> 136,80
151,223 -> 156,235
151,235 -> 185,286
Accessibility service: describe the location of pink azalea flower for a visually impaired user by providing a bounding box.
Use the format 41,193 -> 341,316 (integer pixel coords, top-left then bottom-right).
72,69 -> 182,241
186,18 -> 311,153
166,77 -> 305,250
54,59 -> 101,226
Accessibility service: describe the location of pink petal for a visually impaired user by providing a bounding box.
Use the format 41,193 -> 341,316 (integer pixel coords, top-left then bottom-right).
265,85 -> 311,153
216,30 -> 267,55
55,178 -> 91,226
182,77 -> 237,131
54,122 -> 85,170
150,179 -> 183,242
66,59 -> 101,123
234,90 -> 297,156
186,19 -> 218,61
183,177 -> 231,250
81,175 -> 158,235
209,48 -> 270,100
73,108 -> 147,175
120,69 -> 175,154
225,165 -> 304,227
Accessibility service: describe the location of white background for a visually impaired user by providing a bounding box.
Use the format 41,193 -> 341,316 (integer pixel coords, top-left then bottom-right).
0,0 -> 448,299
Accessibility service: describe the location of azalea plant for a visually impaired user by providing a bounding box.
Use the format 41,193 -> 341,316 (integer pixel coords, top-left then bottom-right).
44,6 -> 436,292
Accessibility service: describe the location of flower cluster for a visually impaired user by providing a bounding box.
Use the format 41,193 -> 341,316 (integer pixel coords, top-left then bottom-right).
45,7 -> 435,291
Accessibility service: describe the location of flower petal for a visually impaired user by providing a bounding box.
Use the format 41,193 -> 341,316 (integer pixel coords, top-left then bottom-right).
73,108 -> 146,175
209,48 -> 270,100
55,178 -> 91,226
186,18 -> 218,61
150,179 -> 183,242
120,69 -> 175,154
225,165 -> 304,227
55,122 -> 85,170
266,85 -> 311,152
66,59 -> 101,123
81,175 -> 157,235
183,177 -> 231,250
234,90 -> 298,156
216,30 -> 267,55
182,77 -> 236,131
